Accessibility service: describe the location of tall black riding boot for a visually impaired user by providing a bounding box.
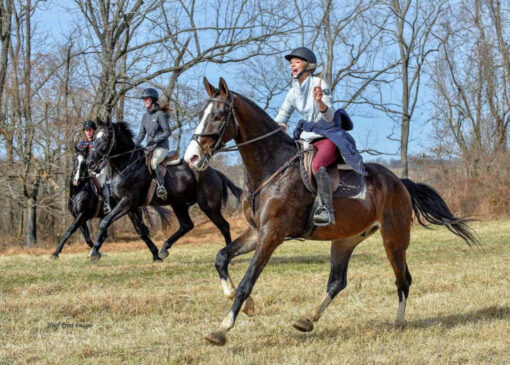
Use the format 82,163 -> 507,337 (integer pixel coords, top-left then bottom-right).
102,183 -> 112,215
313,167 -> 336,226
155,165 -> 168,200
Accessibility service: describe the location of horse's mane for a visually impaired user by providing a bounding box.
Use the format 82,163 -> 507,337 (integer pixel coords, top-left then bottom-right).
109,121 -> 135,143
231,91 -> 294,145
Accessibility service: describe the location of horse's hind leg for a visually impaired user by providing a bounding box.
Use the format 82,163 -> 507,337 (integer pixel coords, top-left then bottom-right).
293,235 -> 363,332
381,221 -> 412,327
215,227 -> 257,316
128,210 -> 161,262
158,205 -> 194,260
201,208 -> 232,246
79,223 -> 94,248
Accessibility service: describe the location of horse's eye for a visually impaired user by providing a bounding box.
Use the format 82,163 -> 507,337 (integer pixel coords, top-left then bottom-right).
214,115 -> 222,122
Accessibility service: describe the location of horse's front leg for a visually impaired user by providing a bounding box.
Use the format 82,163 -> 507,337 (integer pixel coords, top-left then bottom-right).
215,226 -> 258,316
51,212 -> 87,259
90,198 -> 131,263
206,221 -> 285,346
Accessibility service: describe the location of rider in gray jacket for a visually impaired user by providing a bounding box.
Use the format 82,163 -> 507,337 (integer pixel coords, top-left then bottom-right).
135,88 -> 172,200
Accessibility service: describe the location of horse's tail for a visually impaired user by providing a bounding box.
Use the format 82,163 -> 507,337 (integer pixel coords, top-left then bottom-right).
141,206 -> 173,231
215,169 -> 242,207
400,178 -> 481,247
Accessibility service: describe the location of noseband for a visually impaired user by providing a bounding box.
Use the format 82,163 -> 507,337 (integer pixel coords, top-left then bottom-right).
192,96 -> 282,155
191,96 -> 237,156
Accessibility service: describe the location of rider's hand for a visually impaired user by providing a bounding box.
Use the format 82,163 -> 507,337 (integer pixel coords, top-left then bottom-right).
278,123 -> 287,132
313,85 -> 323,102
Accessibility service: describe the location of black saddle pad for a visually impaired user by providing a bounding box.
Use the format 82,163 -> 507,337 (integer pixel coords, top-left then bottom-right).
333,169 -> 364,198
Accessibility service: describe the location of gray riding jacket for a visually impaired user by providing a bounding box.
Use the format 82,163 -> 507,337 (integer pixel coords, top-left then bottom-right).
134,104 -> 171,150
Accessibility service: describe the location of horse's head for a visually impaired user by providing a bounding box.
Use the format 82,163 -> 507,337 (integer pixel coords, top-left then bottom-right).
72,147 -> 89,186
87,120 -> 114,171
184,77 -> 238,171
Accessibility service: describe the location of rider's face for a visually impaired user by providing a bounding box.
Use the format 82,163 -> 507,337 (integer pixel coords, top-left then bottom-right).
289,57 -> 307,79
84,128 -> 95,141
143,97 -> 153,109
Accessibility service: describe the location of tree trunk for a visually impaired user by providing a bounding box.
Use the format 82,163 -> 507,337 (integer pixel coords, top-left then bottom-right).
26,197 -> 37,246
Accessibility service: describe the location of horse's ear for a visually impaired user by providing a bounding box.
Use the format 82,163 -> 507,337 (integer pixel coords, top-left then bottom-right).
95,117 -> 103,127
74,145 -> 80,153
218,77 -> 229,99
203,77 -> 217,97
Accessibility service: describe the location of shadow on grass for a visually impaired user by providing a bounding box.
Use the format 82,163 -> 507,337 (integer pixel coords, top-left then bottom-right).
408,305 -> 510,329
290,305 -> 510,342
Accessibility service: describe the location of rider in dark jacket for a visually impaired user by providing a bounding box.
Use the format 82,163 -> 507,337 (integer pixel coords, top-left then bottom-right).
134,88 -> 172,200
76,120 -> 112,214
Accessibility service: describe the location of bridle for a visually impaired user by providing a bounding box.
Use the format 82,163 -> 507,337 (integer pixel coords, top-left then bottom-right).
92,124 -> 116,166
191,95 -> 282,156
91,124 -> 145,168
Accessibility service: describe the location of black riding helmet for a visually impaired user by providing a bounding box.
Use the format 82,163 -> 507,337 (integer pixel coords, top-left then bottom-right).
82,120 -> 97,130
140,87 -> 159,102
284,47 -> 317,78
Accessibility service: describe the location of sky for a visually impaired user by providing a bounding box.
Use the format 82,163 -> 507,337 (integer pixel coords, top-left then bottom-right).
34,2 -> 436,163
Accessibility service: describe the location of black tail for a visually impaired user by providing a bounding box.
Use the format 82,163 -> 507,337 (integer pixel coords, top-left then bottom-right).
141,206 -> 173,231
214,169 -> 243,207
400,178 -> 481,247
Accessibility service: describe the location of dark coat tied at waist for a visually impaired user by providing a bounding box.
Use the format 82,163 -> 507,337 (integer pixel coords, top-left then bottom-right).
293,109 -> 366,176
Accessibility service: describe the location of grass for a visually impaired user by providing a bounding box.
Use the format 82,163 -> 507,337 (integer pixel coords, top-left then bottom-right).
1,220 -> 509,364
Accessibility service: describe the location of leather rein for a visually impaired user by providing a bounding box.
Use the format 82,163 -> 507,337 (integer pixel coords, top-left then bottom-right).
192,96 -> 300,207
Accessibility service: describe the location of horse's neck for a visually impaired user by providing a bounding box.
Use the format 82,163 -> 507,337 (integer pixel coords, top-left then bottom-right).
235,105 -> 296,189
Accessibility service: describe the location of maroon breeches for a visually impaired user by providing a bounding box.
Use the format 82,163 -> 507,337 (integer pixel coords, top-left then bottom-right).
312,138 -> 340,174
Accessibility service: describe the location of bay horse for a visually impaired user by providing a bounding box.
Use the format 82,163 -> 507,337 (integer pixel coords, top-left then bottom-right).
86,121 -> 242,263
51,148 -> 171,260
184,77 -> 480,346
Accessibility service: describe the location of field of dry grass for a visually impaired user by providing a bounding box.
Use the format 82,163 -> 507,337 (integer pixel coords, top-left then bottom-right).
1,220 -> 509,364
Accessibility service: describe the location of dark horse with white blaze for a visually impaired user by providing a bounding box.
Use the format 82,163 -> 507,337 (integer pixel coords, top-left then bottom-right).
86,120 -> 242,263
184,77 -> 480,346
51,148 -> 171,259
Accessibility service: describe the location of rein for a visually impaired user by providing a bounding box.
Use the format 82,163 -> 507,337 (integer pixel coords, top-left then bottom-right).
192,96 -> 282,154
246,152 -> 300,209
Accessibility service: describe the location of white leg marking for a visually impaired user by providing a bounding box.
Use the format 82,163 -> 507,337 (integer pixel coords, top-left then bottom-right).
221,278 -> 236,299
219,311 -> 235,332
310,293 -> 333,322
397,296 -> 406,325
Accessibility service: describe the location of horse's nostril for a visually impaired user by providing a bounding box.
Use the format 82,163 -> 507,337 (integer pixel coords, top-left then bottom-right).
190,155 -> 199,163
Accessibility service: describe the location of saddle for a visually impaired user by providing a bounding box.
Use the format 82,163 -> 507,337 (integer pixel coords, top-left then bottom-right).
144,150 -> 181,205
145,150 -> 181,175
297,140 -> 366,199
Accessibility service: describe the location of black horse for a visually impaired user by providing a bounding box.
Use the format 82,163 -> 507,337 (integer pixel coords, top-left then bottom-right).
86,121 -> 242,263
51,148 -> 171,260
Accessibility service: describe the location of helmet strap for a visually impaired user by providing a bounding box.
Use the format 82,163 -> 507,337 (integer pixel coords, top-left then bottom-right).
293,61 -> 309,80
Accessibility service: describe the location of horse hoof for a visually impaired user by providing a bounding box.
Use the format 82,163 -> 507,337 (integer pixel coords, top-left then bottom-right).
242,296 -> 255,317
153,257 -> 163,263
293,318 -> 314,332
49,255 -> 58,260
90,254 -> 101,263
158,250 -> 169,260
205,331 -> 227,346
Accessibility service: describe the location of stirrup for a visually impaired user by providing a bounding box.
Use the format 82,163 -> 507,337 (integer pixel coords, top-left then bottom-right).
313,206 -> 335,226
103,203 -> 111,215
156,184 -> 167,199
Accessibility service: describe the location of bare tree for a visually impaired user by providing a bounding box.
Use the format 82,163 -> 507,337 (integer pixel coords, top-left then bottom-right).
385,0 -> 445,177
